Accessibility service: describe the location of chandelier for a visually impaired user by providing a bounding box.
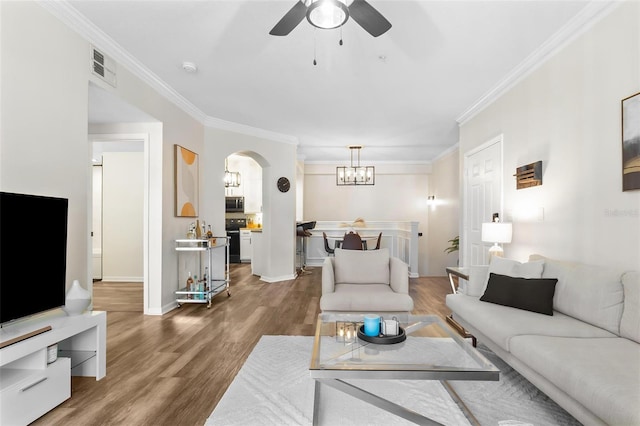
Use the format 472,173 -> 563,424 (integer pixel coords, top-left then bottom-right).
336,145 -> 375,186
224,158 -> 241,188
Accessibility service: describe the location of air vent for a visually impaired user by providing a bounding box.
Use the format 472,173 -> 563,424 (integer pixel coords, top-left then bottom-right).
90,46 -> 116,87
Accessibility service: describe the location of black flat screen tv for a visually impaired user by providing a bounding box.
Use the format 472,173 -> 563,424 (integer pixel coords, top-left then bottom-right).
0,192 -> 68,325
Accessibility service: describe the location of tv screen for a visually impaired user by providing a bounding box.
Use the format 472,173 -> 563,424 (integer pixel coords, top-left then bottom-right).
0,192 -> 68,324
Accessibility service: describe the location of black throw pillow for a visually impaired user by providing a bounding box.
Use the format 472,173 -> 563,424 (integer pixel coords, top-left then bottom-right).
480,273 -> 558,315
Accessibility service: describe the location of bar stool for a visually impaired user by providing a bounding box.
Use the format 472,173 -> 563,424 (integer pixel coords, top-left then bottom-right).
296,221 -> 316,275
296,228 -> 310,274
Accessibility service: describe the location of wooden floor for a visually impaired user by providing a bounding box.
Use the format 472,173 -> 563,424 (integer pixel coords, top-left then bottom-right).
34,264 -> 453,426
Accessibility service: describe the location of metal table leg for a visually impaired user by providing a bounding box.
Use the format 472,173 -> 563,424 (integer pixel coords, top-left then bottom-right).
313,378 -> 445,426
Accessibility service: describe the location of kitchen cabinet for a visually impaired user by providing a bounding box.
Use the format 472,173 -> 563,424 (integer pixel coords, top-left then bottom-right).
240,230 -> 252,263
250,230 -> 264,276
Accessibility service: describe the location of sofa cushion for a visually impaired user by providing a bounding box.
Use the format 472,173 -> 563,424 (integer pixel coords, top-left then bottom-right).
446,293 -> 616,352
334,248 -> 390,285
320,283 -> 414,312
467,257 -> 544,297
480,273 -> 557,315
620,271 -> 640,343
509,335 -> 640,426
531,255 -> 624,334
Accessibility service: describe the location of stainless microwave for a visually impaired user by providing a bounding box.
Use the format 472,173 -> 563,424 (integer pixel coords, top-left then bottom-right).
225,196 -> 244,212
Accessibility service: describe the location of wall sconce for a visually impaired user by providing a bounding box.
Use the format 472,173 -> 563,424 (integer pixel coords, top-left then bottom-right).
481,214 -> 512,261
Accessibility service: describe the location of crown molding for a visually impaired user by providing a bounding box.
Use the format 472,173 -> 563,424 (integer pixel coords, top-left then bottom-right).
432,143 -> 459,163
204,116 -> 299,145
456,0 -> 622,125
38,0 -> 300,145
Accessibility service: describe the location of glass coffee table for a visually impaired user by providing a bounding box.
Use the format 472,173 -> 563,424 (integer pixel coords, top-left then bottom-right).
309,314 -> 499,425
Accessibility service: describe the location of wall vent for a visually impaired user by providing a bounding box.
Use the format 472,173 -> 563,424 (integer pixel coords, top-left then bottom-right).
90,46 -> 116,87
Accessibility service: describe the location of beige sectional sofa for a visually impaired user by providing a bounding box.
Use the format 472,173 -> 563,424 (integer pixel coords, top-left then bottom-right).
320,247 -> 414,314
446,255 -> 639,426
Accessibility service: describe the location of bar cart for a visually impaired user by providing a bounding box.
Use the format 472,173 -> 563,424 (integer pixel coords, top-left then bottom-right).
175,237 -> 230,308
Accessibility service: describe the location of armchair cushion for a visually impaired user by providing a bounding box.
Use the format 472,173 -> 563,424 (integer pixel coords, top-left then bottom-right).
334,248 -> 390,285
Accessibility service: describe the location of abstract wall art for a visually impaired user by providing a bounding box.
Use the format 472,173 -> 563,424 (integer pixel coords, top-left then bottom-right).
175,144 -> 198,217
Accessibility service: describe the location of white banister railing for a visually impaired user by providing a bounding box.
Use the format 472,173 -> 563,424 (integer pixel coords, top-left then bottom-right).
300,221 -> 419,277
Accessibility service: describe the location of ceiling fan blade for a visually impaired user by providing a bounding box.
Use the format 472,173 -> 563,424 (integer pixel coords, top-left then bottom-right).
269,2 -> 308,36
348,0 -> 392,37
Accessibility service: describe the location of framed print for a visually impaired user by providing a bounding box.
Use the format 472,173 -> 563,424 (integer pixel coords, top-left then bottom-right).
622,92 -> 640,191
175,144 -> 199,217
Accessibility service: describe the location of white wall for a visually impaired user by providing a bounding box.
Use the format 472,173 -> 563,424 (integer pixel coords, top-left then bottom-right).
1,2 -> 91,292
101,152 -> 144,281
1,2 -> 206,314
202,127 -> 298,282
303,163 -> 435,275
427,148 -> 461,275
459,2 -> 640,270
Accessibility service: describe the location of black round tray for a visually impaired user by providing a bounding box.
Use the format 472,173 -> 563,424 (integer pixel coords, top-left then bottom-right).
357,325 -> 406,344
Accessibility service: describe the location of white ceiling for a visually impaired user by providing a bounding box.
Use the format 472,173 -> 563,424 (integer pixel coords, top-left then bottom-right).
71,0 -> 604,163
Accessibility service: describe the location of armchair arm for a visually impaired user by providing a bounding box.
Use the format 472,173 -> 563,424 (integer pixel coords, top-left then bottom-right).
389,256 -> 409,294
322,257 -> 336,295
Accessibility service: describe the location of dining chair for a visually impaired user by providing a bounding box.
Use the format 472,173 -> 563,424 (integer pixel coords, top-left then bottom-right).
341,231 -> 364,250
374,232 -> 382,250
322,232 -> 335,255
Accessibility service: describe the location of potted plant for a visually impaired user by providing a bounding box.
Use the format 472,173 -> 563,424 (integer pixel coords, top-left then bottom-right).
444,236 -> 459,254
445,235 -> 459,266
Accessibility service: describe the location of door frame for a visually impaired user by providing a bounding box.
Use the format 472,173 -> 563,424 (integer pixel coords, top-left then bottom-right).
461,134 -> 504,266
89,133 -> 149,312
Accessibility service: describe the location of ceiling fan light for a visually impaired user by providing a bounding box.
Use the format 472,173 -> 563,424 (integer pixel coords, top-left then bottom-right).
307,0 -> 349,29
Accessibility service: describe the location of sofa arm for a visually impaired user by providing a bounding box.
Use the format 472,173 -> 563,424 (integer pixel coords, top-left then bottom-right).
389,257 -> 409,294
322,257 -> 336,295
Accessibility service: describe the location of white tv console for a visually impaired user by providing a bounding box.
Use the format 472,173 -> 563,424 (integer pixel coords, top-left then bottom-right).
0,310 -> 106,425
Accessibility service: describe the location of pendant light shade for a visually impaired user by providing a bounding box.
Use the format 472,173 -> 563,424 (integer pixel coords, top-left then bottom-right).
336,145 -> 375,186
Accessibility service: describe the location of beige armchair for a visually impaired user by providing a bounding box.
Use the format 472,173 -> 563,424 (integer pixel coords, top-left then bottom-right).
320,248 -> 414,314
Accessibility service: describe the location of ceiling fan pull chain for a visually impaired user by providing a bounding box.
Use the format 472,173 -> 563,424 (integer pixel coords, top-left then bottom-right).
313,28 -> 317,66
339,25 -> 343,46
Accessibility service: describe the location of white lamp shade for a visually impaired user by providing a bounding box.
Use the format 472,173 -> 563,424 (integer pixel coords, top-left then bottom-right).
481,222 -> 512,244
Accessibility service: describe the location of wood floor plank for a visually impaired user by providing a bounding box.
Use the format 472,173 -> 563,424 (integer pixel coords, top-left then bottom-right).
32,264 -> 456,426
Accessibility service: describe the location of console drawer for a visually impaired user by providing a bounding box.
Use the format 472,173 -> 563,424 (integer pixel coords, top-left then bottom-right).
0,357 -> 70,425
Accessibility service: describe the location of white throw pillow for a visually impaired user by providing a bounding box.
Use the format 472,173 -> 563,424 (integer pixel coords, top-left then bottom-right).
469,257 -> 545,297
464,266 -> 489,297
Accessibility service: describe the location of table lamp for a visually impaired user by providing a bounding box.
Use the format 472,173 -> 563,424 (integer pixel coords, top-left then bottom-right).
481,220 -> 512,261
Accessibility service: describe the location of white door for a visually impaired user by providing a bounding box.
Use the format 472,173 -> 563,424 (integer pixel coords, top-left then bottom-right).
462,136 -> 503,266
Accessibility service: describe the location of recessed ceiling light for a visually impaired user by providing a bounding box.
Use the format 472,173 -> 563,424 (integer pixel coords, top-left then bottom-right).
182,62 -> 198,73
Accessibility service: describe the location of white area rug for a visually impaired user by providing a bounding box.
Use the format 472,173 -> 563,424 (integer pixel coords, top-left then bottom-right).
206,336 -> 581,426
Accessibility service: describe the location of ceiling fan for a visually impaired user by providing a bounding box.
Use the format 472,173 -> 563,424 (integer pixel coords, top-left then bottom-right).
269,0 -> 392,37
